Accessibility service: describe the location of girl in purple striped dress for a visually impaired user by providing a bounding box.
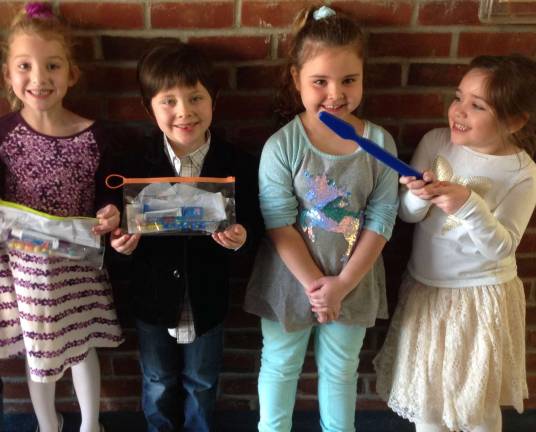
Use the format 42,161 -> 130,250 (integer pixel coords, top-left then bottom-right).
0,3 -> 123,431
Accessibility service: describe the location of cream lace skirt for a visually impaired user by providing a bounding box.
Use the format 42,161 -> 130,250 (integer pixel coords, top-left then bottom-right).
373,275 -> 528,431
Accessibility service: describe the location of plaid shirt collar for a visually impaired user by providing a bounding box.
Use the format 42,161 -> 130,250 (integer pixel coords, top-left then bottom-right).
163,131 -> 211,177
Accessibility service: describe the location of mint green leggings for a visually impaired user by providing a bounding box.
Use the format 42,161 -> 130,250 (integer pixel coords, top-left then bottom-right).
258,318 -> 366,432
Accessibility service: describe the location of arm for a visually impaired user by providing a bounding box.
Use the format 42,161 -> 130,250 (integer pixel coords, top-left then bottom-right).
433,175 -> 536,260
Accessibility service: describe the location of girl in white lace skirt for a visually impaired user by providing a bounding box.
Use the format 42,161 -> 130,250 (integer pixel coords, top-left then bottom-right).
374,54 -> 536,432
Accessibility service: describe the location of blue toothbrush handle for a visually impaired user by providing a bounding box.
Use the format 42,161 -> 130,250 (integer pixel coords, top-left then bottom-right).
353,135 -> 423,179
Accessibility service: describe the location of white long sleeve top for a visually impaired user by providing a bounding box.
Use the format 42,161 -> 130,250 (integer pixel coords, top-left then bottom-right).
401,128 -> 536,288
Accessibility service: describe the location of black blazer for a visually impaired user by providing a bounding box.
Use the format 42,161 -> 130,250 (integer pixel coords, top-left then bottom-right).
113,127 -> 261,335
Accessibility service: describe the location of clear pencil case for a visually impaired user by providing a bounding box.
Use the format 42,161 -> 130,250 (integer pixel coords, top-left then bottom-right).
0,200 -> 104,268
106,174 -> 236,235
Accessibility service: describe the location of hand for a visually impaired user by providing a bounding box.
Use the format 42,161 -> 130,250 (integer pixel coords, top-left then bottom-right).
93,204 -> 120,235
306,275 -> 353,322
110,228 -> 140,255
212,224 -> 247,250
400,170 -> 438,200
428,181 -> 471,215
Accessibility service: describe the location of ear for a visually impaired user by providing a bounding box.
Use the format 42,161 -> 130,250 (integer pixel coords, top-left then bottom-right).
507,112 -> 529,134
2,63 -> 11,87
68,64 -> 80,87
290,65 -> 300,92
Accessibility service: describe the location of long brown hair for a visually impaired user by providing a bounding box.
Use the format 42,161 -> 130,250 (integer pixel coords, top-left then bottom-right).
276,5 -> 365,122
469,54 -> 536,158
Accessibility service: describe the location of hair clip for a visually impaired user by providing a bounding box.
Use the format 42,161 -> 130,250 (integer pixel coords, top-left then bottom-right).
25,2 -> 55,20
313,5 -> 336,21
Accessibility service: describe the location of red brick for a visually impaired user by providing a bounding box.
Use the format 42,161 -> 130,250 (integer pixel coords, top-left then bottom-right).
151,1 -> 234,29
99,399 -> 140,412
2,401 -> 34,413
294,399 -> 319,410
418,0 -> 481,25
518,231 -> 536,254
356,399 -> 389,410
73,37 -> 96,62
107,96 -> 148,121
298,377 -> 318,395
4,380 -> 72,399
527,306 -> 536,326
518,257 -> 536,278
408,63 -> 468,87
458,33 -> 536,57
363,93 -> 445,119
189,36 -> 270,61
216,398 -> 253,410
365,63 -> 402,89
0,358 -> 25,376
98,353 -> 114,375
401,123 -> 447,152
215,94 -> 274,122
64,95 -> 105,119
219,377 -> 258,395
225,124 -> 275,154
83,66 -> 138,93
237,65 -> 283,90
242,0 -> 312,27
527,329 -> 536,348
101,378 -> 141,398
112,356 -> 141,376
224,304 -> 260,327
527,352 -> 536,372
101,37 -> 171,61
224,330 -> 262,350
0,2 -> 23,29
60,2 -> 144,30
369,33 -> 451,58
222,351 -> 258,373
333,1 -> 413,26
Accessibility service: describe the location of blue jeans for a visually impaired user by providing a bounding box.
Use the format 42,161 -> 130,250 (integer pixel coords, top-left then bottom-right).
258,318 -> 366,432
136,319 -> 224,432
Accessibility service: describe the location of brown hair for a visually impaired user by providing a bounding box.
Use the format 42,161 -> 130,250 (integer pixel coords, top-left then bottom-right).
276,5 -> 365,122
1,2 -> 76,111
137,41 -> 217,118
469,54 -> 536,158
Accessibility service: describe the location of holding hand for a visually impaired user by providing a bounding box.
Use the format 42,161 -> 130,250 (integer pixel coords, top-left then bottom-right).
212,224 -> 247,250
428,181 -> 471,215
400,170 -> 437,200
110,228 -> 141,255
93,204 -> 120,235
306,275 -> 352,323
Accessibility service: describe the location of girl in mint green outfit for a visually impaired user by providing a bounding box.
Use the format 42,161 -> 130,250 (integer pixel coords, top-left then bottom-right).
244,5 -> 399,432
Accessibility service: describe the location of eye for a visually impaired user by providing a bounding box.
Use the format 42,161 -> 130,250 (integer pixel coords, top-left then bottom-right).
313,79 -> 327,87
472,103 -> 485,111
191,95 -> 203,103
17,62 -> 30,71
47,63 -> 61,71
160,97 -> 176,106
343,77 -> 356,85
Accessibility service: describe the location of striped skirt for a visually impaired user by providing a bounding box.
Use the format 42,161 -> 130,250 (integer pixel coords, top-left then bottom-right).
0,246 -> 123,382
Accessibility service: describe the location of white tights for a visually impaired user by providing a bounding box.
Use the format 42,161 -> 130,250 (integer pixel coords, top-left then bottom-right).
26,348 -> 101,432
415,408 -> 502,432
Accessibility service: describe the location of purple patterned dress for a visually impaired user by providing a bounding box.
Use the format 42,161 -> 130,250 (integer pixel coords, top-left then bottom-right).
0,112 -> 123,382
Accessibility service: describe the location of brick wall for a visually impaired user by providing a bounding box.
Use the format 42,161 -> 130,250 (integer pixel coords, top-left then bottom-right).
1,0 -> 535,415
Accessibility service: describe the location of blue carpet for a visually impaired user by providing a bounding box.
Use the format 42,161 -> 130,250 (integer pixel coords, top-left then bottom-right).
3,410 -> 534,432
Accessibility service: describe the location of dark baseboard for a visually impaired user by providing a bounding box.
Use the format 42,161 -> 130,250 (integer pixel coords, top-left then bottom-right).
3,409 -> 535,432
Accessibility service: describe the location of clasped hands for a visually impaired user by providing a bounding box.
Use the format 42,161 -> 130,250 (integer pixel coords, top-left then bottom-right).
305,275 -> 353,324
401,170 -> 470,215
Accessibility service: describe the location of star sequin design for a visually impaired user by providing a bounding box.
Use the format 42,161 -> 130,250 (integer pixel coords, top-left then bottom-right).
432,155 -> 492,233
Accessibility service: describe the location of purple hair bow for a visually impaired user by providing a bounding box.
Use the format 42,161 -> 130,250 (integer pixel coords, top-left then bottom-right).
25,2 -> 55,20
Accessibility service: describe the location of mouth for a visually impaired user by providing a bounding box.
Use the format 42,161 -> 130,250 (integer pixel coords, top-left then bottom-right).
321,103 -> 346,112
452,122 -> 469,132
27,89 -> 53,98
174,122 -> 199,131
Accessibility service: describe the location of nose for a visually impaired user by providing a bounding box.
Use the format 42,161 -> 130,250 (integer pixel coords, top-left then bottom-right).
174,99 -> 192,118
31,65 -> 47,85
327,82 -> 343,100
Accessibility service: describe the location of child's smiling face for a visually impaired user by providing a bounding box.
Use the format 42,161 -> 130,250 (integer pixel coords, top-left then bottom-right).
150,81 -> 213,157
3,31 -> 78,116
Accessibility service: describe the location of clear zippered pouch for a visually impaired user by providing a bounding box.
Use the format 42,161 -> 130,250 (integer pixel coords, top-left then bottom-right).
106,174 -> 236,235
0,200 -> 104,268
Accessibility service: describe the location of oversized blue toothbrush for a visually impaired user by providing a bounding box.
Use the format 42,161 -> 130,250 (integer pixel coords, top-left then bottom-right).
319,111 -> 423,179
